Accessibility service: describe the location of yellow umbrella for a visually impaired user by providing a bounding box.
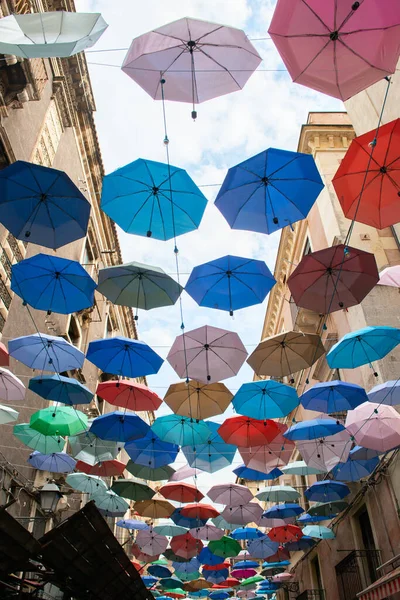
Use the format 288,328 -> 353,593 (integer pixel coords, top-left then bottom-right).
164,380 -> 233,420
133,497 -> 175,519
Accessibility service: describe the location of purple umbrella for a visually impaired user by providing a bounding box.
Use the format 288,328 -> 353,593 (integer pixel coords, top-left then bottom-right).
208,484 -> 253,507
169,465 -> 199,481
247,536 -> 279,559
189,525 -> 225,541
296,429 -> 352,472
220,503 -> 263,526
0,367 -> 25,401
167,325 -> 248,383
136,528 -> 169,555
28,451 -> 76,473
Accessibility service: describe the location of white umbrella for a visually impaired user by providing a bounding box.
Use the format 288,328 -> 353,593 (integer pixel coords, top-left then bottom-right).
208,483 -> 253,506
296,430 -> 352,472
0,367 -> 25,401
0,403 -> 19,424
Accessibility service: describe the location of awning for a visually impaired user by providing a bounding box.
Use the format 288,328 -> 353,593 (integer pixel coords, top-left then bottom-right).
357,566 -> 400,600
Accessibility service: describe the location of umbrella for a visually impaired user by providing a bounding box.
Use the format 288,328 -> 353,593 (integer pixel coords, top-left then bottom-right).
215,148 -> 323,235
125,429 -> 179,468
208,484 -> 253,507
68,430 -> 122,465
0,343 -> 9,367
302,526 -> 335,540
367,380 -> 400,406
269,0 -> 400,100
116,519 -> 149,531
182,421 -> 236,473
330,456 -> 379,481
209,593 -> 229,600
231,569 -> 257,579
152,415 -> 211,447
267,526 -> 303,544
247,538 -> 279,560
240,576 -> 264,587
178,571 -> 201,582
159,577 -> 185,590
164,591 -> 186,599
90,411 -> 149,442
14,423 -> 64,454
29,375 -> 93,406
212,516 -> 237,531
287,244 -> 379,314
127,461 -> 175,481
28,451 -> 76,473
137,529 -> 169,555
256,486 -> 300,503
208,537 -> 242,559
171,508 -> 208,529
185,255 -> 275,316
149,566 -> 172,579
9,333 -> 84,372
143,576 -> 158,588
300,380 -> 368,414
189,525 -> 225,541
238,439 -> 295,472
271,573 -> 294,583
134,499 -> 176,519
173,558 -> 201,573
159,482 -> 204,503
167,325 -> 248,384
307,501 -> 348,517
262,504 -> 304,520
111,478 -> 155,501
231,528 -> 263,541
285,537 -> 315,552
96,380 -> 162,411
261,561 -> 290,570
248,331 -> 325,378
153,524 -> 188,537
349,446 -> 383,461
91,490 -> 129,517
184,580 -> 213,592
258,517 -> 293,529
284,417 -> 345,441
0,368 -> 25,402
201,560 -> 229,571
345,402 -> 400,452
326,326 -> 400,370
12,254 -> 96,314
78,459 -> 126,477
0,161 -> 90,249
305,481 -> 350,502
170,465 -> 199,482
66,472 -> 107,495
131,543 -> 159,562
204,570 -> 229,584
280,461 -> 324,476
296,429 -> 352,472
234,561 -> 259,570
101,158 -> 207,240
233,465 -> 282,482
86,337 -> 163,378
263,546 -> 290,564
30,406 -> 87,436
220,504 -> 263,526
378,265 -> 400,288
164,380 -> 233,420
218,417 -> 281,448
171,533 -> 204,559
180,503 -> 219,520
232,380 -> 298,420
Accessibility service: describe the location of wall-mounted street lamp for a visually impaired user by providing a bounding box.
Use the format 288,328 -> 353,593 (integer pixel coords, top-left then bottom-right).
39,482 -> 63,514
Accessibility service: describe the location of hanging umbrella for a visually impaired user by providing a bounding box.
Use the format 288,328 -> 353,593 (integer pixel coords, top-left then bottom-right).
66,472 -> 107,495
262,504 -> 304,520
171,533 -> 204,559
296,429 -> 352,472
78,459 -> 126,477
96,380 -> 162,411
285,537 -> 315,552
231,569 -> 257,579
220,504 -> 263,526
258,517 -> 294,529
30,406 -> 87,436
263,546 -> 290,564
164,380 -> 233,420
170,465 -> 199,482
125,429 -> 179,468
201,560 -> 229,570
189,525 -> 225,541
212,516 -> 237,531
215,148 -> 323,235
367,380 -> 400,407
218,417 -> 281,448
163,549 -> 192,563
137,529 -> 169,555
0,343 -> 9,367
159,577 -> 185,590
267,526 -> 303,544
180,503 -> 219,520
101,158 -> 207,240
171,508 -> 208,529
345,402 -> 400,452
28,451 -> 76,473
177,571 -> 201,583
90,411 -> 150,442
238,437 -> 295,472
167,325 -> 248,384
305,481 -> 350,502
298,513 -> 333,525
378,265 -> 400,288
149,565 -> 172,579
330,456 -> 379,481
300,380 -> 368,414
326,326 -> 400,370
288,244 -> 379,315
12,254 -> 96,314
143,575 -> 158,588
233,465 -> 283,482
91,490 -> 129,517
184,580 -> 213,591
247,538 -> 279,560
132,542 -> 159,562
14,423 -> 64,454
231,528 -> 263,541
233,561 -> 259,570
9,333 -> 84,372
29,375 -> 93,406
349,446 -> 383,461
208,484 -> 253,507
240,576 -> 264,587
111,478 -> 155,501
127,462 -> 175,481
164,591 -> 186,599
232,380 -> 298,420
209,593 -> 229,600
173,558 -> 201,574
134,498 -> 176,519
153,524 -> 188,537
87,337 -> 163,378
152,415 -> 211,446
0,368 -> 25,403
68,430 -> 122,465
0,161 -> 91,249
302,526 -> 335,540
116,519 -> 149,531
307,501 -> 348,517
204,570 -> 229,584
208,536 -> 242,559
284,417 -> 345,441
185,256 -> 275,316
159,482 -> 204,503
182,421 -> 236,474
280,461 -> 325,476
256,486 -> 299,503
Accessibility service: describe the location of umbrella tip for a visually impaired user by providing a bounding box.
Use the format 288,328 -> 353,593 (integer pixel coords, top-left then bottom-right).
273,217 -> 278,225
25,230 -> 31,238
191,110 -> 197,120
351,1 -> 360,9
146,231 -> 152,237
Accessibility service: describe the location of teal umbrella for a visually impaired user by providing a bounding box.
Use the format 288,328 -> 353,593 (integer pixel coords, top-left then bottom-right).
126,461 -> 175,481
90,490 -> 129,516
151,415 -> 211,446
66,472 -> 108,495
256,485 -> 300,503
14,422 -> 65,454
111,478 -> 155,501
30,406 -> 88,436
153,524 -> 188,537
302,525 -> 335,539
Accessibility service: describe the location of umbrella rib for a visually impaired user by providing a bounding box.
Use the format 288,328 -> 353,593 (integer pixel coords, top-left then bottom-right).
124,191 -> 155,231
230,182 -> 266,226
157,189 -> 201,227
338,38 -> 391,73
293,38 -> 332,82
197,48 -> 242,89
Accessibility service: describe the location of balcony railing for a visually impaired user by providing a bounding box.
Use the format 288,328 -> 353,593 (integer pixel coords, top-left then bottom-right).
336,550 -> 381,600
0,278 -> 12,309
297,591 -> 325,600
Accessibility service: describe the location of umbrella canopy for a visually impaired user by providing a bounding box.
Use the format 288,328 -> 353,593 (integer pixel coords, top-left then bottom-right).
287,244 -> 379,314
212,516 -> 237,531
263,504 -> 304,520
300,380 -> 368,414
378,265 -> 400,288
326,326 -> 400,369
208,536 -> 242,559
215,148 -> 323,235
330,456 -> 379,481
184,580 -> 213,591
233,465 -> 282,482
248,331 -> 325,378
9,333 -> 84,372
231,528 -> 263,541
208,484 -> 253,507
91,490 -> 129,517
182,421 -> 236,474
232,380 -> 298,420
247,538 -> 279,560
218,417 -> 281,448
125,429 -> 179,469
284,417 -> 345,441
231,569 -> 257,579
220,504 -> 263,526
263,546 -> 290,564
14,423 -> 64,454
134,499 -> 176,519
296,429 -> 352,472
116,519 -> 149,531
180,503 -> 219,520
154,524 -> 188,537
345,402 -> 400,452
307,501 -> 348,517
0,161 -> 90,248
185,255 -> 275,315
305,481 -> 350,502
367,380 -> 400,407
0,343 -> 9,367
111,478 -> 155,501
143,575 -> 158,588
96,380 -> 162,412
167,325 -> 248,384
234,561 -> 259,570
169,465 -> 199,482
12,254 -> 96,314
258,517 -> 294,529
280,461 -> 325,477
285,536 -> 315,552
149,565 -> 172,579
159,482 -> 204,503
101,158 -> 206,240
256,486 -> 300,503
171,533 -> 204,559
152,415 -> 211,447
171,508 -> 208,529
238,443 -> 294,473
189,525 -> 225,541
173,559 -> 201,574
204,570 -> 229,584
137,529 -> 169,555
163,549 -> 192,563
87,337 -> 163,378
302,526 -> 335,540
66,472 -> 107,495
30,406 -> 87,436
68,431 -> 121,465
349,446 -> 383,461
159,577 -> 185,590
29,375 -> 93,406
90,411 -> 149,442
132,542 -> 159,562
78,459 -> 126,477
164,380 -> 233,420
28,451 -> 76,473
0,367 -> 25,402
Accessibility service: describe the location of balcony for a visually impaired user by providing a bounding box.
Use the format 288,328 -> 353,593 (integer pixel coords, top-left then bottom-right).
297,591 -> 325,600
336,549 -> 381,600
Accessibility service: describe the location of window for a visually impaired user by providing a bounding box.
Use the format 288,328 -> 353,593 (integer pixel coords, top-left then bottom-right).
303,237 -> 312,256
68,316 -> 81,348
312,556 -> 323,591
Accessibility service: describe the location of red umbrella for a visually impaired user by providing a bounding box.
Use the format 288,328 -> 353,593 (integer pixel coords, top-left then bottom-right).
333,119 -> 400,229
267,525 -> 303,544
180,503 -> 219,520
287,244 -> 379,314
218,417 -> 281,447
214,579 -> 241,588
202,563 -> 231,572
238,424 -> 295,471
76,459 -> 126,477
96,380 -> 162,411
165,593 -> 186,599
171,532 -> 204,559
0,342 -> 9,367
264,546 -> 290,563
158,482 -> 204,503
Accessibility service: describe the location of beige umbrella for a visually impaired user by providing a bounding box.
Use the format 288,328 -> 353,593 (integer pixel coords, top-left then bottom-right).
164,380 -> 233,420
133,497 -> 175,519
247,331 -> 325,378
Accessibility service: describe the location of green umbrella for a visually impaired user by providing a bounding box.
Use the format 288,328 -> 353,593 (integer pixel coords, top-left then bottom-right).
68,430 -> 121,465
163,549 -> 191,563
66,472 -> 108,495
308,500 -> 348,517
159,577 -> 184,590
90,490 -> 129,516
255,485 -> 300,503
281,461 -> 325,476
212,515 -> 236,530
180,572 -> 201,582
240,576 -> 265,587
153,524 -> 188,537
127,461 -> 175,481
151,558 -> 169,567
111,478 -> 155,501
14,422 -> 65,454
208,536 -> 241,558
30,406 -> 87,436
163,589 -> 186,597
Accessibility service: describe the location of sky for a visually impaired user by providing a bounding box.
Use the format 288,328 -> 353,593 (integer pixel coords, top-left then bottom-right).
77,0 -> 341,487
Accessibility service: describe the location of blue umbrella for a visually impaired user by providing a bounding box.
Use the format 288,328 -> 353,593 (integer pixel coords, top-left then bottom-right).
116,519 -> 150,530
101,158 -> 207,240
148,566 -> 172,578
142,576 -> 158,588
198,547 -> 225,566
87,337 -> 163,378
283,418 -> 345,441
0,161 -> 90,249
302,525 -> 335,540
262,504 -> 304,520
203,570 -> 229,584
209,592 -> 229,600
233,465 -> 283,481
256,582 -> 279,592
28,451 -> 76,473
181,421 -> 236,473
173,558 -> 201,573
349,445 -> 383,461
9,333 -> 84,373
232,380 -> 298,420
152,415 -> 211,447
297,513 -> 332,524
367,380 -> 400,406
305,481 -> 350,502
29,375 -> 93,405
231,528 -> 264,541
11,254 -> 96,314
261,561 -> 290,569
285,536 -> 315,551
90,411 -> 150,442
189,592 -> 209,598
215,148 -> 323,235
247,538 -> 279,559
330,456 -> 379,481
125,429 -> 179,468
326,326 -> 400,370
185,255 -> 275,315
235,561 -> 260,569
171,508 -> 208,530
300,380 -> 368,413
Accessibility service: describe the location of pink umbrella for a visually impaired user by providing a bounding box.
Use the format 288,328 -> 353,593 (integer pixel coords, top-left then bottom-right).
169,464 -> 199,481
167,325 -> 248,383
122,17 -> 262,118
268,0 -> 400,101
272,573 -> 294,583
221,503 -> 263,526
257,516 -> 295,528
231,569 -> 257,579
378,265 -> 400,288
135,528 -> 169,555
208,484 -> 253,507
296,429 -> 352,472
239,443 -> 294,472
237,591 -> 256,598
0,367 -> 25,401
189,524 -> 225,541
345,401 -> 400,452
131,542 -> 160,562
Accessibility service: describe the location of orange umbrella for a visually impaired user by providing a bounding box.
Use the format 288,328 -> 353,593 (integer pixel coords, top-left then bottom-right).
180,503 -> 219,520
159,482 -> 204,503
164,592 -> 186,598
164,380 -> 233,420
171,532 -> 204,559
96,380 -> 162,411
133,498 -> 175,519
